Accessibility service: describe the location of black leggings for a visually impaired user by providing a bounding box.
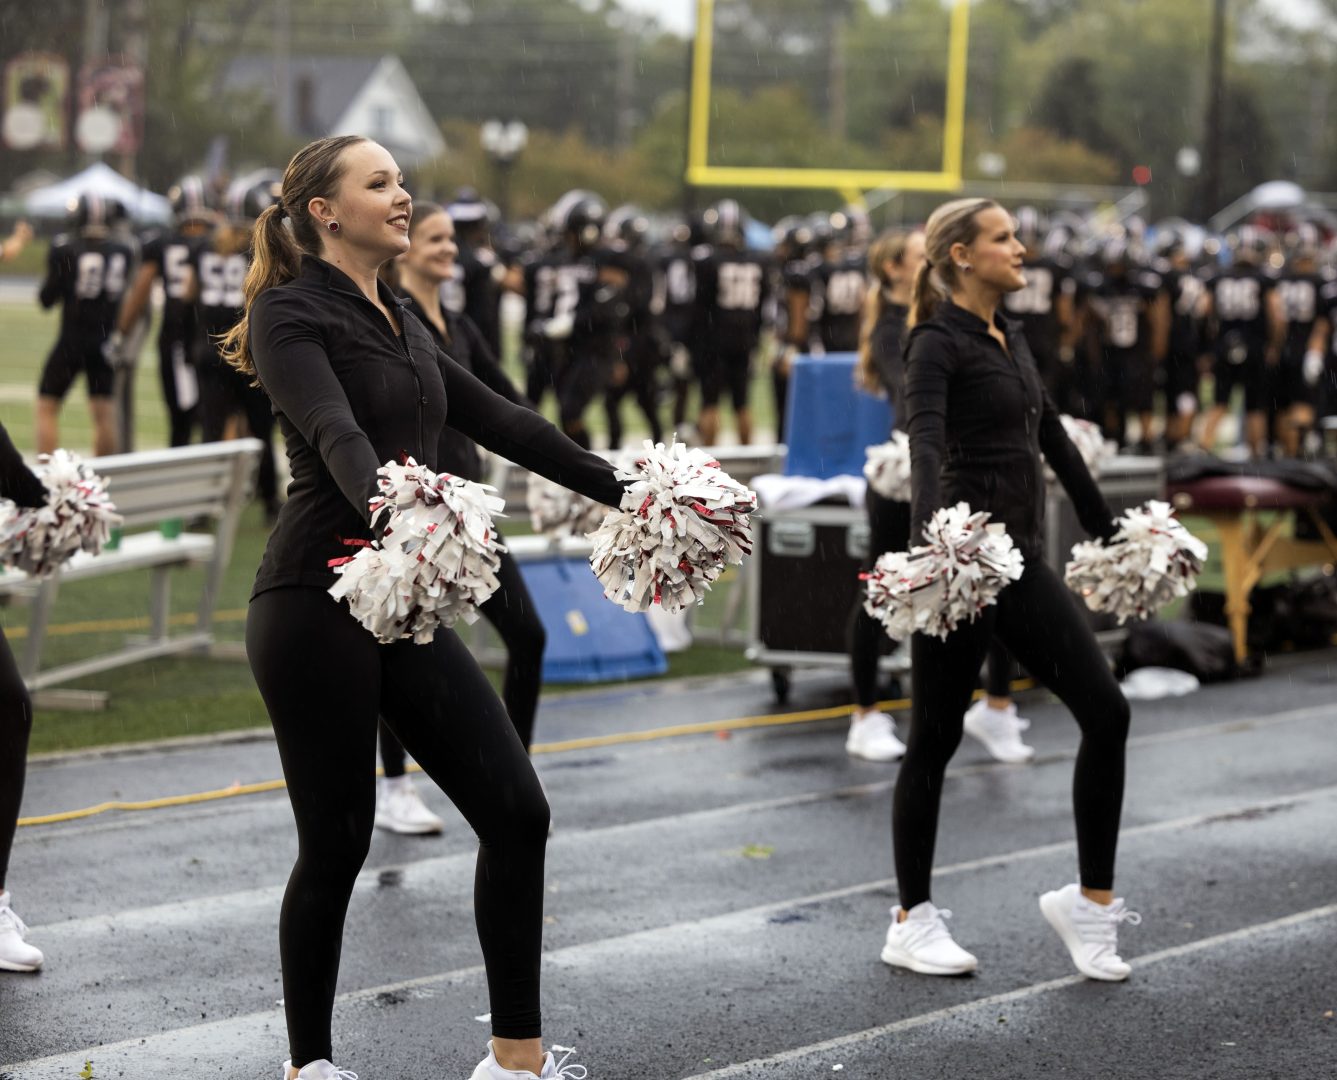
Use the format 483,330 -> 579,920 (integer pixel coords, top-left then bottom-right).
848,490 -> 911,709
0,626 -> 33,888
893,560 -> 1130,907
247,587 -> 549,1066
381,543 -> 548,775
984,639 -> 1016,700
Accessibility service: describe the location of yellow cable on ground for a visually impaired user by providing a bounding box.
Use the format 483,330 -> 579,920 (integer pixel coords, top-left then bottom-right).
2,609 -> 249,640
17,678 -> 1035,829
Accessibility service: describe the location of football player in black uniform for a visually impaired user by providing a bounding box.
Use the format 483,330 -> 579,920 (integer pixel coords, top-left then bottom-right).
36,193 -> 135,456
652,216 -> 706,434
1003,209 -> 1077,410
1089,241 -> 1169,451
1155,236 -> 1209,450
192,173 -> 281,517
1271,238 -> 1327,456
534,191 -> 627,450
767,216 -> 817,443
810,210 -> 869,354
1310,264 -> 1337,423
1198,230 -> 1285,455
601,205 -> 664,448
693,199 -> 769,446
112,175 -> 217,447
445,188 -> 505,359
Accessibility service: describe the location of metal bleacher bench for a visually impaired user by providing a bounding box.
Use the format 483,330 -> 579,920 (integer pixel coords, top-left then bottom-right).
0,439 -> 263,706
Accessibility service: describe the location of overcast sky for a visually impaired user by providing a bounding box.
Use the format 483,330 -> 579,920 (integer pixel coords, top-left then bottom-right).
616,0 -> 1330,38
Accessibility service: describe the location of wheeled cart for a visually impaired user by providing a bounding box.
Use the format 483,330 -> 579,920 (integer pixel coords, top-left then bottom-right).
747,456 -> 1166,705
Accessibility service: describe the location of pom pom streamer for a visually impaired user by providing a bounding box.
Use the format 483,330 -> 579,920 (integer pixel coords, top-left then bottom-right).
1049,415 -> 1117,479
861,502 -> 1024,641
328,458 -> 506,643
0,449 -> 122,576
1064,500 -> 1208,624
588,439 -> 756,614
526,471 -> 606,540
864,432 -> 912,503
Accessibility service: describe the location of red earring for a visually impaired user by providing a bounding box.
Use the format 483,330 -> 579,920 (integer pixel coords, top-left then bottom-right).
326,220 -> 340,233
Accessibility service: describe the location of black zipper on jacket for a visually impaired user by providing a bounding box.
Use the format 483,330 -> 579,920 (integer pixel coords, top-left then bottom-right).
324,277 -> 427,464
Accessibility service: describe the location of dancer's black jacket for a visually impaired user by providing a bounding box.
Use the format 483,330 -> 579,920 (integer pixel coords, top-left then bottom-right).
868,297 -> 910,433
905,299 -> 1116,559
0,423 -> 45,507
398,293 -> 532,484
247,255 -> 625,597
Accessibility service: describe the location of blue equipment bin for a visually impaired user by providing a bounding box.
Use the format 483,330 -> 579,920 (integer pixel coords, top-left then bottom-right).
783,353 -> 894,479
518,556 -> 668,683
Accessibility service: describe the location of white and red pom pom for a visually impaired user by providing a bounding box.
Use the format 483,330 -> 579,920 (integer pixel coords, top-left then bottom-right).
862,502 -> 1024,641
588,439 -> 756,614
0,449 -> 122,576
863,432 -> 912,503
526,471 -> 606,541
1055,415 -> 1117,477
1064,499 -> 1207,624
328,457 -> 506,643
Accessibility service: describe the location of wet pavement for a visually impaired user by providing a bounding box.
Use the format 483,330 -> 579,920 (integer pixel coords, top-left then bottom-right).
3,660 -> 1336,1078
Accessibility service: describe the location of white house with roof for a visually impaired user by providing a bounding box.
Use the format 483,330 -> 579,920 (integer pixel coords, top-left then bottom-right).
220,54 -> 445,168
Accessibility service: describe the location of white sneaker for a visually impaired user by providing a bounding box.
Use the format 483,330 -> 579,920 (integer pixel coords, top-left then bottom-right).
280,1060 -> 358,1079
469,1041 -> 588,1079
845,711 -> 907,762
374,775 -> 445,835
963,699 -> 1035,763
0,891 -> 43,972
1039,882 -> 1142,981
880,901 -> 977,975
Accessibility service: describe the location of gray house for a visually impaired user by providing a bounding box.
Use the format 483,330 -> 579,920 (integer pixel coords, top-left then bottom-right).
221,54 -> 445,168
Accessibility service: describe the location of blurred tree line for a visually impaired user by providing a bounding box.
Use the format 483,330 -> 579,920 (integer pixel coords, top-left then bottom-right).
3,0 -> 1334,221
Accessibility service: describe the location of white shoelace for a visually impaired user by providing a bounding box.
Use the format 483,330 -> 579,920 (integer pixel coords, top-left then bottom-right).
0,904 -> 29,937
1080,900 -> 1143,956
549,1045 -> 588,1080
899,906 -> 956,950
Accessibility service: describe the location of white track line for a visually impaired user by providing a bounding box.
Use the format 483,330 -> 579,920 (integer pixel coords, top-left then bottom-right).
682,903 -> 1337,1078
9,784 -> 1337,1075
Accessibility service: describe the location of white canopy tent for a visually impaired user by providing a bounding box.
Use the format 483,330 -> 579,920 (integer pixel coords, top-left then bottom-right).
23,162 -> 171,225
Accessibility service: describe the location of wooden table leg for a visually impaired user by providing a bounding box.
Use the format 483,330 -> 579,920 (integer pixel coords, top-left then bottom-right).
1212,514 -> 1252,664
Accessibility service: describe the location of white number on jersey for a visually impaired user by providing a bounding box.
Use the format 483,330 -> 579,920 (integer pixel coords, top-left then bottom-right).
717,261 -> 762,312
163,244 -> 192,300
73,251 -> 127,300
1175,274 -> 1204,316
1006,266 -> 1055,316
1215,277 -> 1260,322
665,257 -> 695,306
1277,279 -> 1316,324
198,252 -> 248,309
553,264 -> 594,320
1107,298 -> 1140,349
823,269 -> 866,316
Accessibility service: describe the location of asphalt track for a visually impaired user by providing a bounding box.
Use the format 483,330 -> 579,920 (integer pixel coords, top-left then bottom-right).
2,658 -> 1336,1079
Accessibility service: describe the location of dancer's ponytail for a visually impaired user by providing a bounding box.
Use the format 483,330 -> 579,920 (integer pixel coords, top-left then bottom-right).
907,198 -> 1000,330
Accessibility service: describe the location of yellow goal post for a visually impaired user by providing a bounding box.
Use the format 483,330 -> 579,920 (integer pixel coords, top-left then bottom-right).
686,0 -> 971,197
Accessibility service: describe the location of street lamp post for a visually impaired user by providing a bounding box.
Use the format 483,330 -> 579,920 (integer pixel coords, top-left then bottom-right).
479,119 -> 528,223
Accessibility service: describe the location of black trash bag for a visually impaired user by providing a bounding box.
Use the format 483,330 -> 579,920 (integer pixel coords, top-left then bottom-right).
1117,620 -> 1240,684
1188,586 -> 1291,653
1190,578 -> 1337,652
1280,575 -> 1337,648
